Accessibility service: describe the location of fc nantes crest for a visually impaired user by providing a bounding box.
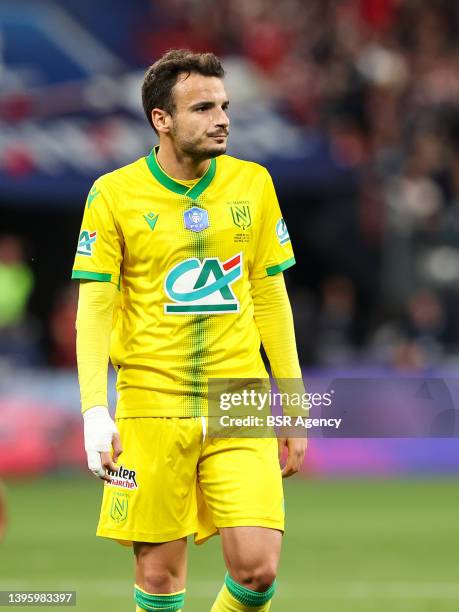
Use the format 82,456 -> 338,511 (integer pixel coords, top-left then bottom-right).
230,204 -> 251,230
110,492 -> 129,523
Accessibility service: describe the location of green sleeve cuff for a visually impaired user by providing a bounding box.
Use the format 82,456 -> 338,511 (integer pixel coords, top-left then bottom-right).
266,257 -> 296,276
71,270 -> 112,282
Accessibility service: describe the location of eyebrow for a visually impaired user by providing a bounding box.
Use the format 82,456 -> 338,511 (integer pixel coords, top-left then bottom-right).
189,99 -> 230,109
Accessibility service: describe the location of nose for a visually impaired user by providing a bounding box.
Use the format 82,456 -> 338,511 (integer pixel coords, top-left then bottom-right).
215,108 -> 230,130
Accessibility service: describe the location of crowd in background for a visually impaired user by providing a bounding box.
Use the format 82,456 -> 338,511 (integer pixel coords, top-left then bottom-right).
3,0 -> 459,371
136,0 -> 459,370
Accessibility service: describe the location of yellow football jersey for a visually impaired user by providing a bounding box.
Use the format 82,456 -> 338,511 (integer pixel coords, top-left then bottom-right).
72,147 -> 295,417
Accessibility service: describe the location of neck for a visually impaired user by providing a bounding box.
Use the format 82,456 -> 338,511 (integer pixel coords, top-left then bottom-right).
156,140 -> 210,181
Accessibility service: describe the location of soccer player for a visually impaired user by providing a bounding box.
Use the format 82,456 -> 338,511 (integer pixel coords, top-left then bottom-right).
73,49 -> 306,612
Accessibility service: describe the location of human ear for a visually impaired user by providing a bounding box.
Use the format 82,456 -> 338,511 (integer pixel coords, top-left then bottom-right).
151,108 -> 171,134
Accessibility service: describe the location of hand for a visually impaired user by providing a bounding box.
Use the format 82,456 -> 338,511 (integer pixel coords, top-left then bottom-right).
278,437 -> 307,478
83,406 -> 123,481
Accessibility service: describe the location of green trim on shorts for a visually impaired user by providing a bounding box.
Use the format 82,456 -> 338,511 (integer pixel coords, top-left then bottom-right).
225,572 -> 276,606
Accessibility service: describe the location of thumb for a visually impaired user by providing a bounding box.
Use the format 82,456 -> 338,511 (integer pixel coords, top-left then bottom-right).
112,432 -> 123,463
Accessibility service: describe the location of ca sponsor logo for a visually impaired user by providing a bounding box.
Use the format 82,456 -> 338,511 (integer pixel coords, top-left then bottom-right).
77,229 -> 97,256
276,218 -> 290,245
165,253 -> 242,314
106,465 -> 138,490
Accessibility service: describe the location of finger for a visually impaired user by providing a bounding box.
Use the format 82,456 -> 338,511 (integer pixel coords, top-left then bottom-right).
282,459 -> 297,478
295,443 -> 307,468
277,437 -> 286,461
87,450 -> 111,480
87,450 -> 103,474
100,450 -> 118,474
282,464 -> 299,478
281,448 -> 303,478
283,445 -> 307,478
112,433 -> 123,463
92,466 -> 109,480
281,448 -> 295,478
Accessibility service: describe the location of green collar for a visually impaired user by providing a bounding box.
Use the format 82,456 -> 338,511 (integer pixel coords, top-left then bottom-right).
145,146 -> 216,201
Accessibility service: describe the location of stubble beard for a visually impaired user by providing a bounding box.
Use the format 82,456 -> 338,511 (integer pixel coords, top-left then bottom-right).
174,128 -> 227,161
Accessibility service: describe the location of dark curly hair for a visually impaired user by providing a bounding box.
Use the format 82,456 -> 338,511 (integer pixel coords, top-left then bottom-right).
141,49 -> 225,133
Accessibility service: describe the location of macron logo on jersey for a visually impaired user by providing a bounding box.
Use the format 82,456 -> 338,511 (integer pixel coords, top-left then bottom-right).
77,230 -> 97,256
144,212 -> 159,231
165,253 -> 242,314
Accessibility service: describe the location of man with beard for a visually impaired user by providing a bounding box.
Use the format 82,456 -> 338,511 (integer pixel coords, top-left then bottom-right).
73,49 -> 306,611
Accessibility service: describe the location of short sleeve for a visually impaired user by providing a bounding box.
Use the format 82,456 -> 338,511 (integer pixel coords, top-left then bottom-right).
71,180 -> 123,284
250,170 -> 295,279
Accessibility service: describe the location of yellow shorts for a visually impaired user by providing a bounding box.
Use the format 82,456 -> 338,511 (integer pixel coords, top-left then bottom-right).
96,417 -> 284,545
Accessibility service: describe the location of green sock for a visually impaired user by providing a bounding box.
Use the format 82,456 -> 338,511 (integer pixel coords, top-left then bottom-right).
211,573 -> 276,611
134,584 -> 185,611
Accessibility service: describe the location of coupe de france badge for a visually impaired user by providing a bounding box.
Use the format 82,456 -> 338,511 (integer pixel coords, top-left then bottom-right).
184,206 -> 209,232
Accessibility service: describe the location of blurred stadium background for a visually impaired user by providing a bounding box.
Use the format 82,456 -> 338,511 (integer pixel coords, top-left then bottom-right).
1,1 -> 459,610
